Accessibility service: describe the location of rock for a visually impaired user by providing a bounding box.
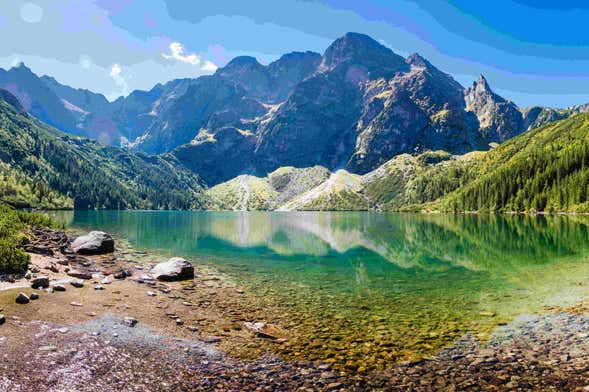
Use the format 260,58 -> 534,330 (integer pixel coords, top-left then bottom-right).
53,284 -> 66,292
47,263 -> 59,273
0,315 -> 5,325
244,322 -> 283,339
70,302 -> 83,307
29,265 -> 40,273
113,270 -> 130,280
71,231 -> 115,255
123,317 -> 137,327
57,327 -> 69,334
24,271 -> 32,280
149,258 -> 194,281
31,275 -> 49,289
15,292 -> 30,304
67,269 -> 93,280
94,285 -> 105,291
70,279 -> 84,288
187,325 -> 198,332
38,345 -> 57,352
175,318 -> 184,325
146,291 -> 157,297
30,292 -> 39,300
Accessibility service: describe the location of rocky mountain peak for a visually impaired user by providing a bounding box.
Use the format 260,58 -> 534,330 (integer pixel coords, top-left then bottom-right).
319,32 -> 408,79
406,53 -> 430,68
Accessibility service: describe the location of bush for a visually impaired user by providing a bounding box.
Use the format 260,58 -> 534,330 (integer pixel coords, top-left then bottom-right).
0,204 -> 53,273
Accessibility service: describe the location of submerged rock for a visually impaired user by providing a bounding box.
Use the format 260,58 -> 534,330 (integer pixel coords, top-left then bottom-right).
71,231 -> 115,255
15,293 -> 30,304
150,257 -> 194,281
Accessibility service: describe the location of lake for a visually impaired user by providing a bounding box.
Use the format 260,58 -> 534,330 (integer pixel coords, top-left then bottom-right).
49,211 -> 589,371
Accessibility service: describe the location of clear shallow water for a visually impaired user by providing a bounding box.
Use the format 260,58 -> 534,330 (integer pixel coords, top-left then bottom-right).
49,211 -> 589,368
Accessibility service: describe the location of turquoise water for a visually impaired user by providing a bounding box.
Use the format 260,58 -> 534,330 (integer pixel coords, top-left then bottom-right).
49,211 -> 589,369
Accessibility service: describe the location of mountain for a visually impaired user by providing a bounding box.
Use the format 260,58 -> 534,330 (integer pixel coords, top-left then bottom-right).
4,33 -> 588,188
0,63 -> 81,136
209,113 -> 589,213
0,89 -> 205,210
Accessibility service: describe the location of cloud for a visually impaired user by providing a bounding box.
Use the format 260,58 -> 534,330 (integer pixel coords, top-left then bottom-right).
20,2 -> 43,24
110,63 -> 122,77
109,63 -> 128,98
201,60 -> 217,72
162,42 -> 199,65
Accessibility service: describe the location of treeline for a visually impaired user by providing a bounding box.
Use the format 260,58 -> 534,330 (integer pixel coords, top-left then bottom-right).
441,114 -> 589,212
0,98 -> 207,210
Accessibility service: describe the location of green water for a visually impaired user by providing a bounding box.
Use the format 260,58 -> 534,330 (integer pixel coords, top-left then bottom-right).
49,211 -> 589,369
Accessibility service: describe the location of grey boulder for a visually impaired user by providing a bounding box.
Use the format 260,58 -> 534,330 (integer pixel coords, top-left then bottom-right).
149,258 -> 194,281
71,231 -> 115,255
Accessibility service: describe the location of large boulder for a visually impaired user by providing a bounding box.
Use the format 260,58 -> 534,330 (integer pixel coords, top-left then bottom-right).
149,258 -> 194,281
71,231 -> 114,255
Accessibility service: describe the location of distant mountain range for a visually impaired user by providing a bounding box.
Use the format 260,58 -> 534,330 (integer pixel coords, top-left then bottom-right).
1,32 -> 589,213
2,32 -> 587,188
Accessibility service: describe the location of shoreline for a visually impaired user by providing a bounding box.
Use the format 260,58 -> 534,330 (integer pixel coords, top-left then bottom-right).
0,228 -> 588,390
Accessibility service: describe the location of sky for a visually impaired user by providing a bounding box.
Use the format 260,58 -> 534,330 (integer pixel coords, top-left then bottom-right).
1,0 -> 588,107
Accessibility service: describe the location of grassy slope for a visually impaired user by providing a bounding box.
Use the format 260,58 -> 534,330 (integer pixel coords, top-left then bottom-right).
0,98 -> 206,210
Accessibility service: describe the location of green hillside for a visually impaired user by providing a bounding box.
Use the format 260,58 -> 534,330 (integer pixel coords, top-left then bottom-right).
441,113 -> 589,213
0,94 -> 206,210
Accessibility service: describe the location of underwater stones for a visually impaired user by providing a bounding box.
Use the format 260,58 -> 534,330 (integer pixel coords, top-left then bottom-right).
150,258 -> 194,281
71,231 -> 115,255
70,279 -> 84,288
15,292 -> 30,304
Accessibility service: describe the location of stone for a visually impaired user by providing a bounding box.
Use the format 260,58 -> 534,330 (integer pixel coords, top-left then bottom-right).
15,292 -> 30,304
38,345 -> 57,352
24,271 -> 32,280
123,317 -> 137,327
53,284 -> 66,292
244,322 -> 283,339
67,269 -> 93,280
187,325 -> 198,332
101,277 -> 112,285
31,275 -> 50,289
94,285 -> 105,291
149,258 -> 194,281
0,315 -> 5,325
70,279 -> 85,288
147,291 -> 157,297
58,327 -> 69,334
30,292 -> 39,300
71,231 -> 115,255
175,318 -> 184,325
70,302 -> 83,307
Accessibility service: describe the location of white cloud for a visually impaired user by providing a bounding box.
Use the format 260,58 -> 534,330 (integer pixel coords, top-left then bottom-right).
201,60 -> 218,72
162,42 -> 200,65
20,2 -> 43,24
110,63 -> 122,77
109,63 -> 128,98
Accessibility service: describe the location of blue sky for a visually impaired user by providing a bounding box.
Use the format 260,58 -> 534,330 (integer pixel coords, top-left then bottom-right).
1,0 -> 588,107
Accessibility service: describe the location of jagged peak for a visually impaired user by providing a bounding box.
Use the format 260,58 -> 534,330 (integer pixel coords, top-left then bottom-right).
319,32 -> 407,78
406,53 -> 429,68
219,56 -> 264,71
9,61 -> 33,73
